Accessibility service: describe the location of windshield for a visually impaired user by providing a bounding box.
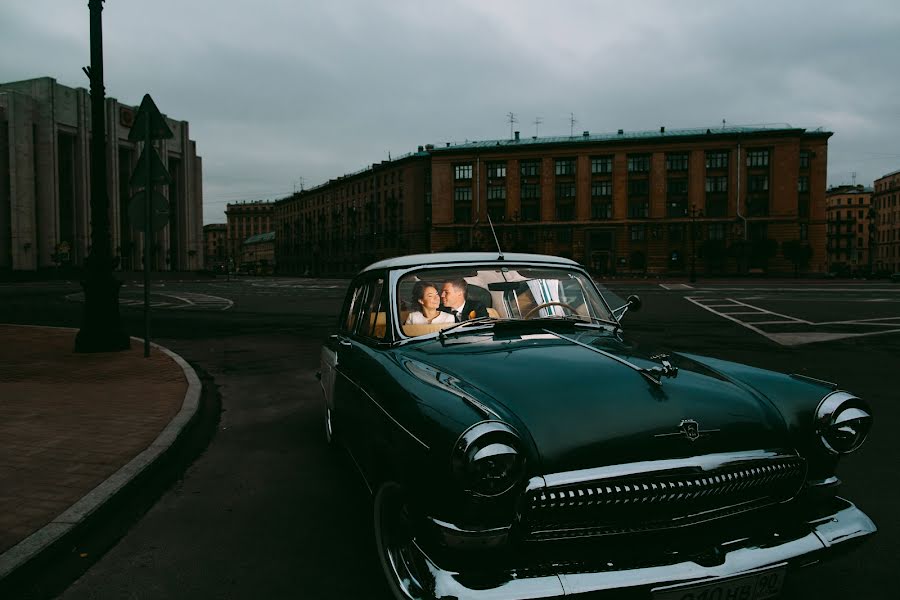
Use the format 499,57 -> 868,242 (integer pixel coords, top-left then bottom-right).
396,265 -> 613,338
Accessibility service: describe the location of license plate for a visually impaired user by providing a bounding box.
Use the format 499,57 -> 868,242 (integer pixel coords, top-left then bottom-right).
652,565 -> 786,600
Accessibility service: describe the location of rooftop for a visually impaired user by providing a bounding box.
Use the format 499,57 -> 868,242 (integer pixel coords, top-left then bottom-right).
361,252 -> 579,273
244,231 -> 275,244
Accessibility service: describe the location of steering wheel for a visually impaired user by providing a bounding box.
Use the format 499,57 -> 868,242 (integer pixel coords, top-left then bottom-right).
523,301 -> 579,319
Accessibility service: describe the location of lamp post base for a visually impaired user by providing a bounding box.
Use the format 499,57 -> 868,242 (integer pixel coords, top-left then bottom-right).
74,273 -> 131,353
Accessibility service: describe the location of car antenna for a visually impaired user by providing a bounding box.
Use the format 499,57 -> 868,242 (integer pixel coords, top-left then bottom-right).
487,213 -> 504,261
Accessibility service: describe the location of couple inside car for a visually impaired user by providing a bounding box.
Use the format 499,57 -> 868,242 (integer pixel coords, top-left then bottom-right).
404,278 -> 488,325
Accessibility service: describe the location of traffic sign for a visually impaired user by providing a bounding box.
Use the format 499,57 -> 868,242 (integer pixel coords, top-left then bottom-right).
130,145 -> 172,188
128,94 -> 174,142
128,190 -> 169,232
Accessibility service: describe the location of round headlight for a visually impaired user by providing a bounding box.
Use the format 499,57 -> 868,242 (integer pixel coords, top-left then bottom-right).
815,391 -> 872,455
452,422 -> 525,497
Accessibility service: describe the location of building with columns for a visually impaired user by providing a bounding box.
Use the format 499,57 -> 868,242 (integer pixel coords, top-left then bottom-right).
0,77 -> 203,272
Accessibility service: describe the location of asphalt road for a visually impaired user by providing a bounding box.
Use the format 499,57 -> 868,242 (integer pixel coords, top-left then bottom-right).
0,275 -> 896,599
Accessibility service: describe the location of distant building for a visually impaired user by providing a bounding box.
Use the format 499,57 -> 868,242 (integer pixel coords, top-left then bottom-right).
241,231 -> 275,274
203,223 -> 227,272
0,77 -> 203,272
872,170 -> 900,273
225,200 -> 274,270
274,151 -> 431,276
428,126 -> 830,276
825,185 -> 873,274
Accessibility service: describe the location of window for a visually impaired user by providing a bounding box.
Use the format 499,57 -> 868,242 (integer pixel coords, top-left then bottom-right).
591,200 -> 612,219
748,175 -> 769,193
800,224 -> 808,241
454,187 -> 472,223
708,223 -> 725,241
667,198 -> 688,217
627,154 -> 650,173
800,150 -> 810,169
747,149 -> 769,168
630,225 -> 646,241
555,158 -> 576,176
705,150 -> 728,169
666,153 -> 689,171
520,199 -> 540,221
668,178 -> 688,195
557,228 -> 573,243
487,185 -> 506,200
556,203 -> 575,220
628,179 -> 649,196
628,200 -> 649,218
669,224 -> 685,242
487,161 -> 507,178
591,156 -> 612,174
705,176 -> 728,193
592,181 -> 612,197
520,160 -> 541,177
798,176 -> 809,193
454,187 -> 472,201
521,183 -> 541,199
354,277 -> 387,340
454,163 -> 473,180
555,183 -> 576,199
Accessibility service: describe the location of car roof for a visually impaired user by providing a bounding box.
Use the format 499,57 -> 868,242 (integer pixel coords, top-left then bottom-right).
358,252 -> 581,274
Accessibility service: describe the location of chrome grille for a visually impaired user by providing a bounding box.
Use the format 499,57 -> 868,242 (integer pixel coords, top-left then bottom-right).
521,454 -> 806,541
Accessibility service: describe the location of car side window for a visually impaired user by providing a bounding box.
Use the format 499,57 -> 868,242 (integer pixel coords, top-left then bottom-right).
356,276 -> 387,341
341,281 -> 368,334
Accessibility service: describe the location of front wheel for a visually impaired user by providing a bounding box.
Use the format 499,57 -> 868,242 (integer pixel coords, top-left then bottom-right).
373,482 -> 431,600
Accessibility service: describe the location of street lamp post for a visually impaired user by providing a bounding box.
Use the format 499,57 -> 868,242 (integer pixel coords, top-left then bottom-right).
75,0 -> 129,352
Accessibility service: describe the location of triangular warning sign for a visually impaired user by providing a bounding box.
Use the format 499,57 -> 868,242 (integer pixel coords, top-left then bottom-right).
130,145 -> 172,188
127,94 -> 174,142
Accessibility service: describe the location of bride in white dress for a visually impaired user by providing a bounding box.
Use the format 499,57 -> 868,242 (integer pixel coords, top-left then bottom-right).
405,281 -> 455,325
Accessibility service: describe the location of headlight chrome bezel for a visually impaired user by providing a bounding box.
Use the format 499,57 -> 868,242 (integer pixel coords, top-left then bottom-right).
452,421 -> 525,497
815,391 -> 872,455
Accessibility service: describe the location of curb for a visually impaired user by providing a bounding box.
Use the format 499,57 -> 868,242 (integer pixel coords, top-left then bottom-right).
0,326 -> 202,583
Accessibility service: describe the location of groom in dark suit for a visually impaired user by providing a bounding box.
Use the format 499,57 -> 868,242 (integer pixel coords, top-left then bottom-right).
439,278 -> 488,322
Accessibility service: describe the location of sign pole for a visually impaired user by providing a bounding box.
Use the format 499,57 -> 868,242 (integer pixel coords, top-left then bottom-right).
143,120 -> 152,357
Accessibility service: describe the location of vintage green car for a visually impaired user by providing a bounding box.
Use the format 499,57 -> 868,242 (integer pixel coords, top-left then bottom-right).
319,252 -> 875,600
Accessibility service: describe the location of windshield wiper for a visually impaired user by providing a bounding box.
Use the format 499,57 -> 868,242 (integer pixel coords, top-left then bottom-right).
437,316 -> 496,341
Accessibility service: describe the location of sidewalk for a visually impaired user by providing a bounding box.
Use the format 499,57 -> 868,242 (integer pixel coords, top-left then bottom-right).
0,324 -> 201,584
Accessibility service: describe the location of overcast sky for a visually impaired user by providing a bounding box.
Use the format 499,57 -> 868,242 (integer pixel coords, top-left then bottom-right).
3,0 -> 899,224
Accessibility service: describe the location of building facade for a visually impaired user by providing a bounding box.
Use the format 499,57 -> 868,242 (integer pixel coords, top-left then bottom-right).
225,200 -> 274,270
428,126 -> 830,275
824,185 -> 873,274
203,223 -> 227,271
274,151 -> 431,276
872,170 -> 900,274
0,77 -> 203,272
241,231 -> 275,274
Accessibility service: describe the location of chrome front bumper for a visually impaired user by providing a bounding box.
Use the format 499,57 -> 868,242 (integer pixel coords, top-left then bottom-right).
411,498 -> 875,599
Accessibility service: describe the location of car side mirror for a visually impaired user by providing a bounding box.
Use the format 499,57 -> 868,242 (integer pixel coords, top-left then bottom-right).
613,294 -> 642,319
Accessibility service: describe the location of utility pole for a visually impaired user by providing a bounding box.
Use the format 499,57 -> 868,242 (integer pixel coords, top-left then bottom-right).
75,0 -> 130,352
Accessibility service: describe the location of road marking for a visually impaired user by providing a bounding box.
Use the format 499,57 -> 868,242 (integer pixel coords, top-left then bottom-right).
686,296 -> 900,346
660,283 -> 694,290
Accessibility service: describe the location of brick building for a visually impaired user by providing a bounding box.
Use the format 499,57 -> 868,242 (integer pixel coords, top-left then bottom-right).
824,185 -> 873,274
428,126 -> 830,275
274,151 -> 431,276
0,77 -> 203,272
225,200 -> 274,270
872,170 -> 900,274
203,223 -> 227,272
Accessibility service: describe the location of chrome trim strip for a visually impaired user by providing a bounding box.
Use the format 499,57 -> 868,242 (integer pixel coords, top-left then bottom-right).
426,517 -> 511,549
533,449 -> 795,490
336,368 -> 430,451
789,373 -> 838,390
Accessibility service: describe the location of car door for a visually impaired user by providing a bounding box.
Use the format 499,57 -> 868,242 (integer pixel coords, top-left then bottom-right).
327,273 -> 388,482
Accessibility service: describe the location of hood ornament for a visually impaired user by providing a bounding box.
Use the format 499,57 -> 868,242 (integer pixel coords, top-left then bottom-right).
655,419 -> 720,442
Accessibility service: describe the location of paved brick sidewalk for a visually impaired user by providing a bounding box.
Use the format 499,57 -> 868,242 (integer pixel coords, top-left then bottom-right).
0,325 -> 190,566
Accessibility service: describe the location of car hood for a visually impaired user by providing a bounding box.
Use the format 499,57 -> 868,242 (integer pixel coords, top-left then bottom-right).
399,327 -> 788,475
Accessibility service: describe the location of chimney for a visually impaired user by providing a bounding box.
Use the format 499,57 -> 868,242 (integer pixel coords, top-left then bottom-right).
417,145 -> 424,152
425,144 -> 434,150
617,129 -> 624,135
446,142 -> 450,147
514,131 -> 520,141
660,126 -> 665,134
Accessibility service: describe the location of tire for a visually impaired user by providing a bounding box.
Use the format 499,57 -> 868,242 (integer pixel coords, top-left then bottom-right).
373,482 -> 431,600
